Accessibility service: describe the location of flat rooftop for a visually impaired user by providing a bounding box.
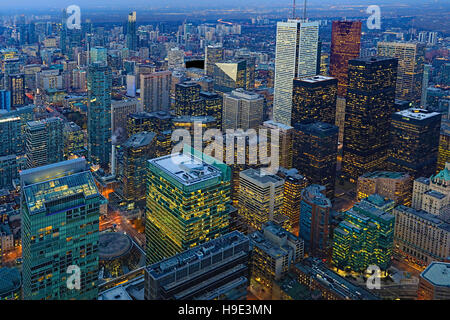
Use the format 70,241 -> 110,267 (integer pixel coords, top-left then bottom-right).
240,168 -> 284,186
360,171 -> 410,180
421,262 -> 450,288
296,75 -> 336,83
395,108 -> 441,121
148,152 -> 222,187
123,131 -> 156,149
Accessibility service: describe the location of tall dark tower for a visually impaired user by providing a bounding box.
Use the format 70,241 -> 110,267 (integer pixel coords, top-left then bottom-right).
126,11 -> 137,51
342,57 -> 398,183
329,21 -> 362,97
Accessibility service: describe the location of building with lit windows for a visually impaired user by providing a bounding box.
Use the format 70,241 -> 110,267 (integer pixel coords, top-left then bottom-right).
377,42 -> 425,105
357,171 -> 413,206
293,121 -> 338,199
63,121 -> 84,159
249,221 -> 304,296
87,62 -> 112,171
300,185 -> 332,260
278,168 -> 308,231
262,120 -> 294,170
0,155 -> 19,190
174,81 -> 203,116
21,158 -> 104,300
145,146 -> 232,264
273,19 -> 319,126
200,91 -> 222,129
111,97 -> 140,139
123,132 -> 156,205
8,74 -> 25,108
437,120 -> 450,172
417,262 -> 450,300
25,117 -> 64,169
140,71 -> 171,113
145,231 -> 250,300
90,46 -> 107,65
213,60 -> 247,94
0,116 -> 22,157
387,108 -> 441,178
205,44 -> 224,77
342,57 -> 398,182
329,20 -> 362,97
292,75 -> 337,125
238,168 -> 285,233
332,195 -> 395,272
222,89 -> 264,131
393,205 -> 450,268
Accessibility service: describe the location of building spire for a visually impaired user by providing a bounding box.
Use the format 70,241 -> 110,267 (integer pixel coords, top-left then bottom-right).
303,0 -> 307,21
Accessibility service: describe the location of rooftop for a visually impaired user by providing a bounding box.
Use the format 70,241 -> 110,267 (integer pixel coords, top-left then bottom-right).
0,267 -> 21,297
395,108 -> 441,121
123,131 -> 156,149
240,168 -> 284,186
420,262 -> 450,288
360,171 -> 410,180
301,185 -> 331,208
295,75 -> 337,83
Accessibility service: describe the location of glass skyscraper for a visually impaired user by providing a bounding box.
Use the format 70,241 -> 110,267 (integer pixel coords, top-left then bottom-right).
87,61 -> 112,171
273,20 -> 319,126
21,158 -> 104,300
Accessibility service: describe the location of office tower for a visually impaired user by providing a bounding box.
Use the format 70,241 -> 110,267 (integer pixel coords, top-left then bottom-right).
145,231 -> 250,300
378,42 -> 426,105
292,75 -> 338,125
21,158 -> 104,300
332,195 -> 396,272
393,205 -> 450,267
235,53 -> 256,90
90,46 -> 107,65
25,117 -> 64,169
213,60 -> 247,94
342,57 -> 398,183
126,74 -> 136,97
123,132 -> 156,205
387,108 -> 441,178
0,116 -> 22,157
294,258 -> 379,300
87,62 -> 112,171
174,81 -> 203,116
200,91 -> 222,128
411,163 -> 449,217
293,121 -> 338,199
417,262 -> 450,300
421,64 -> 432,107
167,47 -> 185,70
0,155 -> 18,190
437,121 -> 450,172
249,222 -> 304,296
238,168 -> 285,233
262,120 -> 294,169
126,12 -> 137,51
8,74 -> 25,108
222,89 -> 264,131
140,71 -> 171,113
111,98 -> 140,140
299,185 -> 332,260
0,90 -> 11,111
145,147 -> 232,264
329,21 -> 362,97
335,97 -> 346,144
357,171 -> 413,206
273,20 -> 319,126
172,115 -> 217,135
205,44 -> 224,76
63,122 -> 84,159
278,168 -> 308,232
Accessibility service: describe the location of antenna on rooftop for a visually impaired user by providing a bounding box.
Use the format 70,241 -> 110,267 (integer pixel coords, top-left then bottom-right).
292,0 -> 296,19
303,0 -> 307,21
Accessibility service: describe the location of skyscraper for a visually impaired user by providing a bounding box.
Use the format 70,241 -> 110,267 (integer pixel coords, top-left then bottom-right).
140,71 -> 171,113
213,60 -> 247,94
126,12 -> 137,51
329,21 -> 362,97
300,184 -> 332,260
377,42 -> 426,105
292,75 -> 338,125
174,81 -> 204,116
237,168 -> 285,233
0,116 -> 22,157
21,158 -> 104,300
387,108 -> 441,178
222,89 -> 264,131
293,121 -> 338,199
342,57 -> 398,183
25,117 -> 64,169
145,147 -> 232,264
273,19 -> 319,126
8,74 -> 25,108
205,44 -> 224,77
262,120 -> 294,170
332,195 -> 395,273
437,120 -> 450,172
87,62 -> 112,171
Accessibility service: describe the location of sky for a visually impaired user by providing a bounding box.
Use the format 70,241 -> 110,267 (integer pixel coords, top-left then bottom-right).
0,0 -> 437,10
